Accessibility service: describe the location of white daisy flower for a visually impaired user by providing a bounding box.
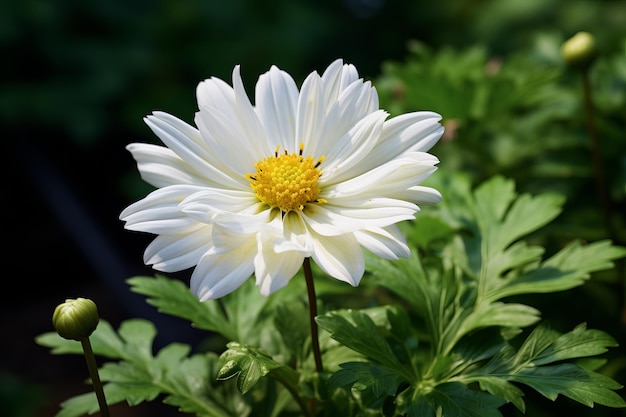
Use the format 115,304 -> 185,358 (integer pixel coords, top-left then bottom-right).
120,59 -> 444,301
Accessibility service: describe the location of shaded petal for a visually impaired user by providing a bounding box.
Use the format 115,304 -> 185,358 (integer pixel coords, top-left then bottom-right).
179,189 -> 263,223
190,236 -> 257,300
324,153 -> 440,198
385,185 -> 443,206
144,228 -> 212,272
354,225 -> 409,260
303,198 -> 417,236
280,211 -> 315,255
120,185 -> 206,233
322,112 -> 444,183
378,111 -> 444,155
254,238 -> 304,296
126,143 -> 205,188
311,231 -> 364,286
210,209 -> 275,235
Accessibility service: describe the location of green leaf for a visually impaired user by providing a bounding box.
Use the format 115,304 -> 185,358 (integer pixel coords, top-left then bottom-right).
328,362 -> 406,408
45,319 -> 242,417
513,323 -> 619,368
464,176 -> 566,295
127,275 -> 236,341
274,300 -> 311,365
457,302 -> 540,337
398,382 -> 506,417
484,240 -> 626,301
316,309 -> 411,380
473,376 -> 526,412
511,364 -> 626,408
216,342 -> 285,394
462,323 -> 626,410
35,319 -> 128,359
128,275 -> 296,352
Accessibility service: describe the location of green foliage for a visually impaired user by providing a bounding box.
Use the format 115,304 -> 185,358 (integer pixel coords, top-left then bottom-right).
375,36 -> 626,248
36,175 -> 626,416
16,1 -> 626,416
217,343 -> 289,395
36,319 -> 247,417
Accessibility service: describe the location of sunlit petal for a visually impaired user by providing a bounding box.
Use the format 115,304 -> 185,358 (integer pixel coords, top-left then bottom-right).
121,60 -> 443,300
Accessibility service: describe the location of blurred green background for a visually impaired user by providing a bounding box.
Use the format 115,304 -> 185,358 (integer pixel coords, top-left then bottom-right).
2,0 -> 625,416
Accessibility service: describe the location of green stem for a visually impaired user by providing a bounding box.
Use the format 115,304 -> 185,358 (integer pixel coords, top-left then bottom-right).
581,69 -> 626,323
581,69 -> 614,240
303,258 -> 323,374
81,338 -> 110,417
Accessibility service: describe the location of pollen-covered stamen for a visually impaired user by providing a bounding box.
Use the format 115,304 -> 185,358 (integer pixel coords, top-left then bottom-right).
246,143 -> 326,212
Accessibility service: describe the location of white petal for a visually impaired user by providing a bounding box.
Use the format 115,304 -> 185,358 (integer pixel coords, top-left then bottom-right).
311,231 -> 364,287
303,198 -> 417,236
386,185 -> 443,206
190,237 -> 257,300
196,74 -> 236,110
321,59 -> 366,105
120,185 -> 205,233
320,110 -> 387,184
194,66 -> 273,177
324,153 -> 439,198
179,189 -> 262,223
296,70 -> 326,153
194,107 -> 262,178
145,112 -> 245,190
255,65 -> 299,148
280,211 -> 315,254
354,225 -> 410,260
254,239 -> 304,296
144,229 -> 212,271
319,59 -> 346,105
382,112 -> 443,149
231,65 -> 275,157
126,143 -> 204,188
305,73 -> 378,159
210,209 -> 274,235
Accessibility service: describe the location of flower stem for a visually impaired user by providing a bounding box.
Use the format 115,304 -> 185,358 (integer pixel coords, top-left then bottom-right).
580,67 -> 626,325
81,338 -> 110,417
303,258 -> 323,374
581,68 -> 614,240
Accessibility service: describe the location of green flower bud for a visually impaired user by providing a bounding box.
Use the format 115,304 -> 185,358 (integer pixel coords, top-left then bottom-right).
52,298 -> 99,340
561,31 -> 597,69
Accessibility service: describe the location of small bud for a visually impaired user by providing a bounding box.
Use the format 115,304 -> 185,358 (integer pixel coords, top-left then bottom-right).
561,31 -> 597,69
53,298 -> 99,340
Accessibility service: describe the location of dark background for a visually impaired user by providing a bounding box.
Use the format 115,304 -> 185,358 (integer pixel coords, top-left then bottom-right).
2,0 -> 625,416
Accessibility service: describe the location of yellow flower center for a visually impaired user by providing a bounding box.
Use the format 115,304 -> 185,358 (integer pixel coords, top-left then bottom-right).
246,143 -> 326,212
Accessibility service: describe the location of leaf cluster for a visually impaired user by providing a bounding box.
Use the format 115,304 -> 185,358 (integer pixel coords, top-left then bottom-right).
36,174 -> 626,416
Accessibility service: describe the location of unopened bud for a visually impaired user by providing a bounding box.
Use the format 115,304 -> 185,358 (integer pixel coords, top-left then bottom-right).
561,31 -> 597,69
53,298 -> 99,340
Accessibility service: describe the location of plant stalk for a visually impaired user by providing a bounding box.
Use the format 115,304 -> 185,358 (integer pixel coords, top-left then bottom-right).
303,257 -> 324,375
581,69 -> 613,240
81,338 -> 110,417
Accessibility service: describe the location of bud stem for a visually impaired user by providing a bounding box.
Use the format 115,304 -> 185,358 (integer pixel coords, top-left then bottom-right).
81,337 -> 110,417
581,68 -> 614,241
